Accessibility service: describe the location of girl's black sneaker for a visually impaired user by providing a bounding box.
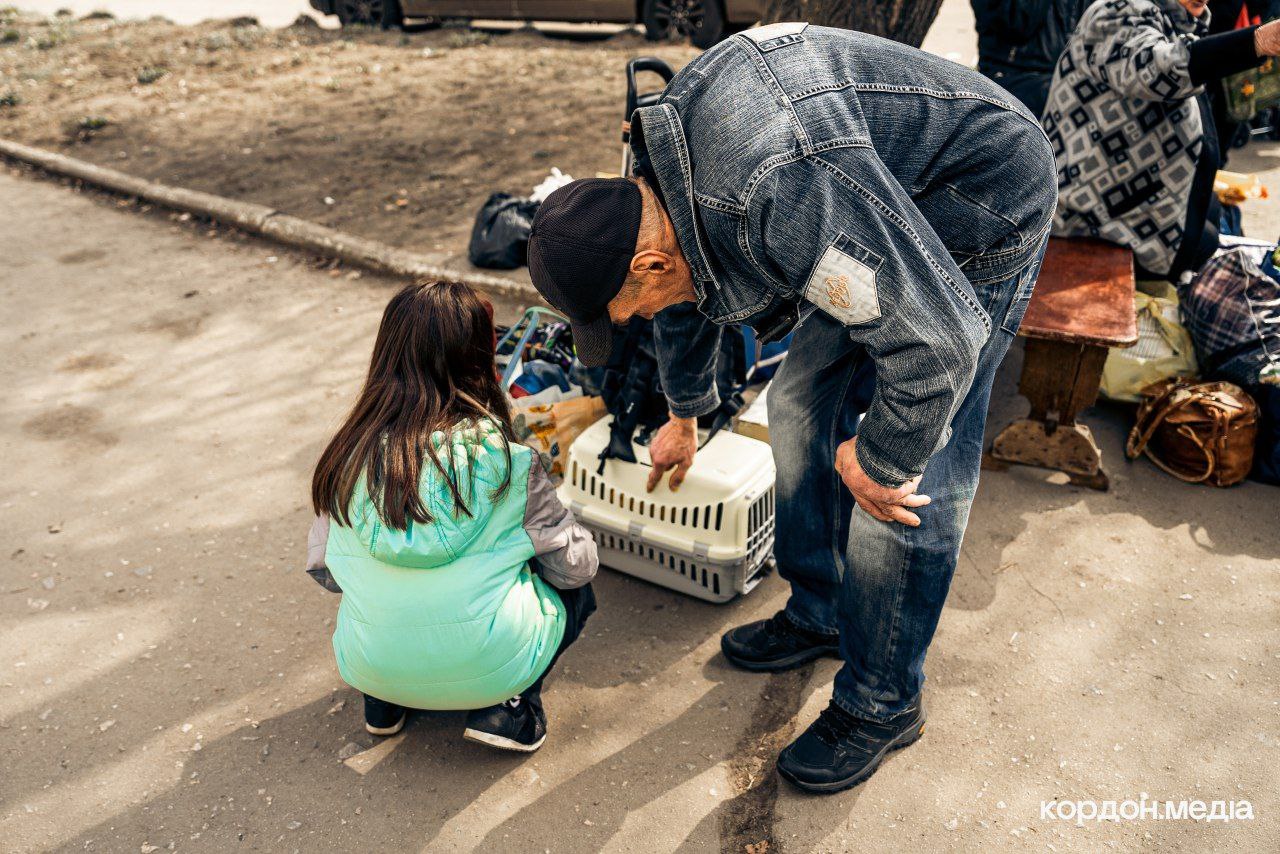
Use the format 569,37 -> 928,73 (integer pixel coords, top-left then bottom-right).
463,696 -> 547,752
363,694 -> 407,736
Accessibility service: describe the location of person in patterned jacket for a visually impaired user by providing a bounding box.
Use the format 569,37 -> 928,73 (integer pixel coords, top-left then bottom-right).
1045,0 -> 1280,280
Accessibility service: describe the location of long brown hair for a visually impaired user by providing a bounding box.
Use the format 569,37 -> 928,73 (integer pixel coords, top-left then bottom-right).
311,280 -> 515,530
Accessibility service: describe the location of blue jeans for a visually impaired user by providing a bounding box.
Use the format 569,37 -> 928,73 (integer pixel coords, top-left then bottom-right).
766,242 -> 1046,722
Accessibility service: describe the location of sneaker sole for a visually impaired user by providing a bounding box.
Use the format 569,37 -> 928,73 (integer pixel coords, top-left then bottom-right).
720,640 -> 841,673
776,722 -> 925,794
365,713 -> 407,737
463,727 -> 546,753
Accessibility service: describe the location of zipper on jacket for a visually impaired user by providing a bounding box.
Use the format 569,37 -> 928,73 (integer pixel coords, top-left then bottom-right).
368,519 -> 381,556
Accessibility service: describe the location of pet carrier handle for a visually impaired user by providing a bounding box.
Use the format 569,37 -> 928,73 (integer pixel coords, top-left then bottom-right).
699,390 -> 746,450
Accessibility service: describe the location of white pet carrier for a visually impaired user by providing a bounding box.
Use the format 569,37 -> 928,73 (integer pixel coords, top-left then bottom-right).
557,418 -> 776,603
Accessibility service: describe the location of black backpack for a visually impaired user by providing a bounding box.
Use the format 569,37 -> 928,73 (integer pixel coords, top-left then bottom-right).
590,317 -> 746,473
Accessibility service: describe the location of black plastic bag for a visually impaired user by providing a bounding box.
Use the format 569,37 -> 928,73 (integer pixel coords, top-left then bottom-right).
468,193 -> 539,269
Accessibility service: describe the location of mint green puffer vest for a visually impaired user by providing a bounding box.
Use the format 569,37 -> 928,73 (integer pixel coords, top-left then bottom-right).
325,423 -> 566,710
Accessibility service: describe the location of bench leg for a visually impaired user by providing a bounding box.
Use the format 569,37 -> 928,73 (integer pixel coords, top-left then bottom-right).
985,339 -> 1110,490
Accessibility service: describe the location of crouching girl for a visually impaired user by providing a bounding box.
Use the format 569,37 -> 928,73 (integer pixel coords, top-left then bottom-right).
307,280 -> 597,752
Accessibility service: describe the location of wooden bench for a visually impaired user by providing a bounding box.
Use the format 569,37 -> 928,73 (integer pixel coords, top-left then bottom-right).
983,237 -> 1138,490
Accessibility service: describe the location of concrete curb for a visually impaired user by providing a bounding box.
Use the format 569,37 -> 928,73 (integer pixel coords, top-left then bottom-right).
0,138 -> 540,301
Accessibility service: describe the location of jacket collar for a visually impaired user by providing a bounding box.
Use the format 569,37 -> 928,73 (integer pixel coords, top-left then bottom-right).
631,103 -> 720,307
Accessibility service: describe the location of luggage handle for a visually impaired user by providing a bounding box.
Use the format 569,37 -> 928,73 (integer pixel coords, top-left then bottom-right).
625,57 -> 677,136
621,57 -> 676,176
497,306 -> 569,388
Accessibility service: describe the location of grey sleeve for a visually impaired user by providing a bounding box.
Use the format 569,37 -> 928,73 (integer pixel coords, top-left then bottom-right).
305,514 -> 342,593
523,456 -> 599,590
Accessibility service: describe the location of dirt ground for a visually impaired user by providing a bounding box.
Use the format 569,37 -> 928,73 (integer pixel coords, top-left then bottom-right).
6,5 -> 1280,255
0,9 -> 696,267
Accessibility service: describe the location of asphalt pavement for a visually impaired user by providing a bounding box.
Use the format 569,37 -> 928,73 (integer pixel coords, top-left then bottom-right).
1,158 -> 1278,852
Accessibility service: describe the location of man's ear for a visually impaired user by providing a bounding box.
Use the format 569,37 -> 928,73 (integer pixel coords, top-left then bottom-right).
630,249 -> 674,277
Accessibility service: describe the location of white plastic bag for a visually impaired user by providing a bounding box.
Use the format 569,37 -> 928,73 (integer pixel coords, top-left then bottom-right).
530,167 -> 575,203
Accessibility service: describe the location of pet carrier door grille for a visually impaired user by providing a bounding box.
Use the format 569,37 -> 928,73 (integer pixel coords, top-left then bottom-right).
557,419 -> 777,603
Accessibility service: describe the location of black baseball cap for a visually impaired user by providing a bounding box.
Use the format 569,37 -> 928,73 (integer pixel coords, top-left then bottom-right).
527,178 -> 643,367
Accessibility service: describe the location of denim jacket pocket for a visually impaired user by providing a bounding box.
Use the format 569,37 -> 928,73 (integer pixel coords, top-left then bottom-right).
1000,268 -> 1038,336
974,264 -> 1038,337
803,233 -> 883,326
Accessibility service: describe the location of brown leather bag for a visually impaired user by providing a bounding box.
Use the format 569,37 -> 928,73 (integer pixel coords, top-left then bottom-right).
1126,378 -> 1259,486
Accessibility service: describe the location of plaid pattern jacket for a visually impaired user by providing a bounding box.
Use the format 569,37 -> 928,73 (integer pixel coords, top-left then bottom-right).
1182,245 -> 1280,386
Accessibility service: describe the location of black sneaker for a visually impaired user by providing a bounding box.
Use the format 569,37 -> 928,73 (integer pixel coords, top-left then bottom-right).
776,700 -> 925,794
463,696 -> 547,753
721,610 -> 840,671
363,694 -> 407,736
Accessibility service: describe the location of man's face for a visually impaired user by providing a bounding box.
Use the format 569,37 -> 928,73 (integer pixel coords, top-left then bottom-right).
607,282 -> 647,323
606,179 -> 697,324
1178,0 -> 1208,17
605,258 -> 698,323
606,273 -> 683,323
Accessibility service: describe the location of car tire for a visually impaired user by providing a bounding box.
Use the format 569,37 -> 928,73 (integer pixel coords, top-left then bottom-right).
642,0 -> 726,49
335,0 -> 398,27
380,0 -> 404,29
403,18 -> 445,32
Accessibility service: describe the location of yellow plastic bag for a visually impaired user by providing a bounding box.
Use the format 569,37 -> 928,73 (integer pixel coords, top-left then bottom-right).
1101,291 -> 1198,403
512,396 -> 607,479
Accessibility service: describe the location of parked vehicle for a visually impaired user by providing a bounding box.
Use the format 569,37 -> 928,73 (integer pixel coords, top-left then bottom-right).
309,0 -> 764,48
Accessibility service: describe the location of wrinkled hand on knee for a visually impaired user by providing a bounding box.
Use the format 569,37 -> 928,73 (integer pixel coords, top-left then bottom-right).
834,436 -> 931,526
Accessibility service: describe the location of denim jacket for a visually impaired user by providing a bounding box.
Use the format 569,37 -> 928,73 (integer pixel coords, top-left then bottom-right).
632,23 -> 1057,486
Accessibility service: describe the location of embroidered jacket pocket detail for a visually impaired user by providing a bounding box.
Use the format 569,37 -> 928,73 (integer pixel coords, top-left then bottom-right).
804,236 -> 883,326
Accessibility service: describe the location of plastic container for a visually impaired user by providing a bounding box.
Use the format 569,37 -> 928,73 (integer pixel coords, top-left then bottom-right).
1214,170 -> 1268,205
557,418 -> 776,603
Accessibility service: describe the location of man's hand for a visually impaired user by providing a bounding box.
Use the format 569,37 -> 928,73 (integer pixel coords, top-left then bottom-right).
647,414 -> 698,492
1257,19 -> 1280,57
835,436 -> 931,526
